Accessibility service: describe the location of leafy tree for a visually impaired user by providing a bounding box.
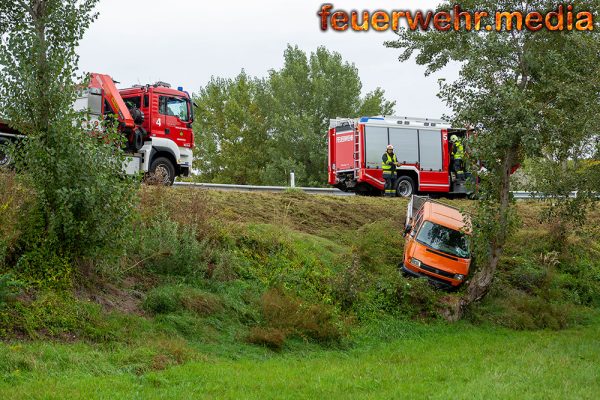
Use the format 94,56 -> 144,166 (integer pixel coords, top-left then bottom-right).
386,0 -> 600,319
265,45 -> 395,186
0,0 -> 136,262
192,72 -> 271,184
192,45 -> 395,186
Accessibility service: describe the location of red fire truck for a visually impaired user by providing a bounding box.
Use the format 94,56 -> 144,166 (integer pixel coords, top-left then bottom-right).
0,73 -> 195,185
328,116 -> 468,197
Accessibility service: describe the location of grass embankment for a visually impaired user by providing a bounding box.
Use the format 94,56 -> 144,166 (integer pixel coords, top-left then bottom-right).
1,175 -> 600,398
2,318 -> 599,399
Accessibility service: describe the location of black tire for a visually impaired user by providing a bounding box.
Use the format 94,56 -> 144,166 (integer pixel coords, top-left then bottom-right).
148,157 -> 176,186
395,176 -> 416,198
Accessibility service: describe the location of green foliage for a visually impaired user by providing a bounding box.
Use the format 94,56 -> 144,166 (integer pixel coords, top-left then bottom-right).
386,1 -> 600,312
127,215 -> 208,277
0,172 -> 29,268
471,288 -> 586,331
0,1 -> 137,283
524,158 -> 599,248
192,72 -> 271,184
229,223 -> 345,304
193,45 -> 396,186
0,273 -> 22,304
14,245 -> 73,290
0,291 -> 108,340
354,220 -> 404,274
0,0 -> 99,131
247,288 -> 345,349
143,285 -> 223,317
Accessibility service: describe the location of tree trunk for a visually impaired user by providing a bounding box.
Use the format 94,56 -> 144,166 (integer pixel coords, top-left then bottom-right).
443,146 -> 516,322
31,0 -> 51,135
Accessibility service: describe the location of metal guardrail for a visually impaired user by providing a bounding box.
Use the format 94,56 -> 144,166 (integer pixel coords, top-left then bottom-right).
511,191 -> 579,199
174,182 -> 353,196
174,182 -> 581,200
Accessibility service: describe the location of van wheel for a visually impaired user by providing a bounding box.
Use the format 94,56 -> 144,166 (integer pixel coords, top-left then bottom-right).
396,176 -> 415,197
147,157 -> 175,186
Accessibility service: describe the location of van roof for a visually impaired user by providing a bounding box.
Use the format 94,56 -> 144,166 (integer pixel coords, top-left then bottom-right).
423,201 -> 471,234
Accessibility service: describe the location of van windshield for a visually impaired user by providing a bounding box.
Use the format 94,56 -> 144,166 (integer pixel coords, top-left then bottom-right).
416,221 -> 470,259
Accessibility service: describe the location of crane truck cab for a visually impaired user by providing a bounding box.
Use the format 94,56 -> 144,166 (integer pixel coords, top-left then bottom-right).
86,73 -> 194,185
402,195 -> 471,288
2,73 -> 195,185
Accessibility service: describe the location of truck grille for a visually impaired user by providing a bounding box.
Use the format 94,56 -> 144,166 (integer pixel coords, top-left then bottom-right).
420,263 -> 455,279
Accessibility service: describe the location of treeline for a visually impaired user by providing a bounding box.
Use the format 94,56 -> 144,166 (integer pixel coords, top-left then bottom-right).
192,45 -> 395,187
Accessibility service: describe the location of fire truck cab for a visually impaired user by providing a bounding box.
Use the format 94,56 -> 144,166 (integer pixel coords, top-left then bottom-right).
328,116 -> 468,197
1,73 -> 195,185
86,73 -> 194,184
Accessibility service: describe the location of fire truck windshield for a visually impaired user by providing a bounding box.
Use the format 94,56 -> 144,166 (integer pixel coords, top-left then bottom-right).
416,221 -> 470,259
166,97 -> 189,121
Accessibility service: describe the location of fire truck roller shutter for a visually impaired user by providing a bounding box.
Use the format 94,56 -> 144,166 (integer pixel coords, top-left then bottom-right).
364,126 -> 388,168
389,128 -> 419,164
418,129 -> 443,171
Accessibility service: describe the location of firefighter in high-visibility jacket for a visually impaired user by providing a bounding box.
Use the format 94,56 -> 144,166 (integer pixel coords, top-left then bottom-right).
450,135 -> 465,182
382,144 -> 399,197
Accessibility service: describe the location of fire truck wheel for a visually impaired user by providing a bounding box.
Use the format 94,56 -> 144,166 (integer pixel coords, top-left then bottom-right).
395,176 -> 415,197
149,157 -> 175,186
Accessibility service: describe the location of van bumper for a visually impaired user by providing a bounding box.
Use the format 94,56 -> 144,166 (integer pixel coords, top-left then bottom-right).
401,263 -> 457,290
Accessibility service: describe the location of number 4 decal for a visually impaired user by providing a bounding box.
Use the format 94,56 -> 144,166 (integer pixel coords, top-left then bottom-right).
156,118 -> 161,127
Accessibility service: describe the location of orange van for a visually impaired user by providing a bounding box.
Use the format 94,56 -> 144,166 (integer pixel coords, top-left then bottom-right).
402,196 -> 471,288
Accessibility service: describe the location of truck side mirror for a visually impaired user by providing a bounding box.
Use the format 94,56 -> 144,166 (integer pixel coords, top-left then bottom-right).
403,225 -> 412,237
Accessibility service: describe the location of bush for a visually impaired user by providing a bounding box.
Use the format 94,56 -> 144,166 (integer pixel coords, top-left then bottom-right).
14,245 -> 73,289
0,291 -> 107,340
128,216 -> 208,277
143,285 -> 224,317
397,277 -> 443,319
14,123 -> 137,259
247,288 -> 345,349
0,273 -> 22,304
482,289 -> 585,330
246,327 -> 286,350
0,172 -> 29,268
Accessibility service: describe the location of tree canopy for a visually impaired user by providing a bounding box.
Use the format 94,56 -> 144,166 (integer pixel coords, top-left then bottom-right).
385,0 -> 600,318
193,45 -> 395,186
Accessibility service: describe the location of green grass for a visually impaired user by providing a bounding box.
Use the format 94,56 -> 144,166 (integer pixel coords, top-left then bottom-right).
1,318 -> 599,399
2,180 -> 600,398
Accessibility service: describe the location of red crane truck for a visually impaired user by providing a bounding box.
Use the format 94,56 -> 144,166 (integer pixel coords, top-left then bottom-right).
0,73 -> 195,185
328,116 -> 468,197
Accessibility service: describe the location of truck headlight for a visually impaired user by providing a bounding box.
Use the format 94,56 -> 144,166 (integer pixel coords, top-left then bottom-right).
410,258 -> 422,268
454,274 -> 464,280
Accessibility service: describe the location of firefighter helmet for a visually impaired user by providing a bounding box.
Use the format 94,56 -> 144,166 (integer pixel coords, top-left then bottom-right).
386,144 -> 394,150
450,135 -> 459,143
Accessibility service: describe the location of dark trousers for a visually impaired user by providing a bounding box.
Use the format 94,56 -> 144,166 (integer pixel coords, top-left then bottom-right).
383,171 -> 396,197
453,159 -> 464,181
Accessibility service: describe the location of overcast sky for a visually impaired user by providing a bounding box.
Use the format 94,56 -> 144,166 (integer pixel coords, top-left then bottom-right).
78,0 -> 458,119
